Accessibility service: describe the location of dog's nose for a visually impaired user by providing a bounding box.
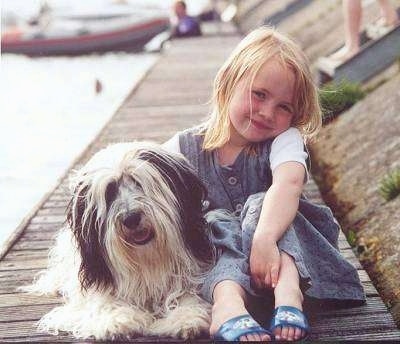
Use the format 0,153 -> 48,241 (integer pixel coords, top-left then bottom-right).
123,213 -> 141,229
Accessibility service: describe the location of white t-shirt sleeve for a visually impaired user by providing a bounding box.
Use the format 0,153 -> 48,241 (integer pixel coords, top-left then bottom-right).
162,133 -> 181,153
269,127 -> 308,177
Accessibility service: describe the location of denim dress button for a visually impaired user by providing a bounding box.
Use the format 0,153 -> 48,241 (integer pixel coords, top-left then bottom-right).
228,176 -> 237,185
235,203 -> 243,212
234,203 -> 243,217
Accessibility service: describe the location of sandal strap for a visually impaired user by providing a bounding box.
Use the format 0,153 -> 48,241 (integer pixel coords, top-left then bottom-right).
270,306 -> 309,332
214,314 -> 272,341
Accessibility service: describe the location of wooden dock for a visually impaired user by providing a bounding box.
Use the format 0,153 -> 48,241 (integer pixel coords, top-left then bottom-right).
1,22 -> 400,341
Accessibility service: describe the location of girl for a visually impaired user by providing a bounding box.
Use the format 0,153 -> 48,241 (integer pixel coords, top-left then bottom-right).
163,26 -> 365,341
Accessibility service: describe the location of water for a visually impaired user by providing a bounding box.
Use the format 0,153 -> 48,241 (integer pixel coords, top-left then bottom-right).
0,52 -> 158,244
1,0 -> 211,246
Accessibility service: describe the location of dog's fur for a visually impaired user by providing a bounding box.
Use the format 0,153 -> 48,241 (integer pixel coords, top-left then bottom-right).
23,142 -> 214,340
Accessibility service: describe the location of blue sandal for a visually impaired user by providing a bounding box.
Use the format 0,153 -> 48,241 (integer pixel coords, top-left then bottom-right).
213,314 -> 273,341
270,306 -> 309,340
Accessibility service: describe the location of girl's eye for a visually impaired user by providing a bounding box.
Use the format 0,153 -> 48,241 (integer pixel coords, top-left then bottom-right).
279,104 -> 293,114
252,90 -> 266,100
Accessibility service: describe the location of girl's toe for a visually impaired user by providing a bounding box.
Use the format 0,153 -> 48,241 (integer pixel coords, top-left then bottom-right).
273,325 -> 282,340
289,326 -> 296,340
261,332 -> 272,341
281,326 -> 289,340
246,333 -> 257,341
294,327 -> 302,340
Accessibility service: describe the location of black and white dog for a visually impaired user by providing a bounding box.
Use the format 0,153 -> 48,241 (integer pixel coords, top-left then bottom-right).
25,142 -> 214,340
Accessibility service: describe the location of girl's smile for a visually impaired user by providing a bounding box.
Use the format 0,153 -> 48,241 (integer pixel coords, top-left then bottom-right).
249,118 -> 274,131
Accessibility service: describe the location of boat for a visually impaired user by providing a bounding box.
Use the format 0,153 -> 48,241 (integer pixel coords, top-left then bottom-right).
1,9 -> 170,56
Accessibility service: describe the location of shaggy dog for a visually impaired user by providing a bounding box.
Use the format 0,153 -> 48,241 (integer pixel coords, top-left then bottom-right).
24,142 -> 214,340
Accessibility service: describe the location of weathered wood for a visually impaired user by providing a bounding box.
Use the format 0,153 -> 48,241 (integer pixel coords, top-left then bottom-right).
0,293 -> 60,308
0,258 -> 48,271
3,249 -> 49,259
264,0 -> 313,27
11,240 -> 55,251
0,304 -> 56,322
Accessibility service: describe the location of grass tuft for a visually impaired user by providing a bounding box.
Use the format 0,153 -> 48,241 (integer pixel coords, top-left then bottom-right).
379,168 -> 400,201
346,229 -> 357,248
319,80 -> 365,122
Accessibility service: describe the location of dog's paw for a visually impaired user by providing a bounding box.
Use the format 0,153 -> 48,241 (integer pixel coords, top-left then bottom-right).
176,323 -> 208,339
150,315 -> 209,339
153,323 -> 207,339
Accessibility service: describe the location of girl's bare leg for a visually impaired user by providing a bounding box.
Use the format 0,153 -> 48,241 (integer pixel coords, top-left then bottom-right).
210,280 -> 271,341
273,252 -> 305,341
378,0 -> 399,25
330,0 -> 362,61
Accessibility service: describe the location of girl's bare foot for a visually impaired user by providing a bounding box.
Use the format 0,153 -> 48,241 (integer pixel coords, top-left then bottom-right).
210,281 -> 271,341
366,16 -> 400,39
328,45 -> 360,62
272,252 -> 306,341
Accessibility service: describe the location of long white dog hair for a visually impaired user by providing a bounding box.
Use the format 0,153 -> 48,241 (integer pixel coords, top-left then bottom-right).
24,142 -> 214,340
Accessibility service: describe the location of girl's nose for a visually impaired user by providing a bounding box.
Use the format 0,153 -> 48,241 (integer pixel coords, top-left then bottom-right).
258,101 -> 275,120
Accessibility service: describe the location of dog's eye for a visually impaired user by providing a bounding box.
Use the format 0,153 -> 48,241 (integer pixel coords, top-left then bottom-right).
129,227 -> 154,245
123,213 -> 141,229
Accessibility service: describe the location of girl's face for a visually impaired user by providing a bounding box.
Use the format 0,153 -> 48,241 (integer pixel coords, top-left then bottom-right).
227,58 -> 296,147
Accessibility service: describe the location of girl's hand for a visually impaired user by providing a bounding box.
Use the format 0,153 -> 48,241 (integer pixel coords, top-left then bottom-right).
249,235 -> 280,290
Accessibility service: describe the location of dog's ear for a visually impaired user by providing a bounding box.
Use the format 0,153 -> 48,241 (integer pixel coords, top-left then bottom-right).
173,162 -> 213,263
67,181 -> 115,292
138,150 -> 213,263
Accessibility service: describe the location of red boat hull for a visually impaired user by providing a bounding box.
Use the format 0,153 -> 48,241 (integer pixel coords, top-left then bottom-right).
2,18 -> 169,56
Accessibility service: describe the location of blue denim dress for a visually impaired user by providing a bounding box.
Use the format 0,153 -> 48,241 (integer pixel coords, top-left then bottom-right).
178,127 -> 365,304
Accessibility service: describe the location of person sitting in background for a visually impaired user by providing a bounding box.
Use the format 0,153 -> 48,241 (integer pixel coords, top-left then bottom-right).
171,0 -> 202,38
329,0 -> 399,62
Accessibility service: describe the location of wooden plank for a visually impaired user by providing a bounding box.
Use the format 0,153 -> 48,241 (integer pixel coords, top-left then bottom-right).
308,329 -> 400,341
362,281 -> 379,296
0,304 -> 56,322
16,231 -> 59,241
0,319 -> 170,342
264,0 -> 313,27
0,321 -> 70,340
12,240 -> 54,251
3,249 -> 49,261
41,200 -> 69,209
3,336 -> 78,343
0,293 -> 60,308
36,207 -> 67,216
310,312 -> 396,330
0,258 -> 48,271
30,215 -> 65,225
0,269 -> 40,283
314,296 -> 389,316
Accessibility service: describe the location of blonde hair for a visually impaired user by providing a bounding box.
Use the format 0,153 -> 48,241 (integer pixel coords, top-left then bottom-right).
202,26 -> 322,151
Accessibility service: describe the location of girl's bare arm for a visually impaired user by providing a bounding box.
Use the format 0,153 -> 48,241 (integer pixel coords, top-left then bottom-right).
250,161 -> 305,289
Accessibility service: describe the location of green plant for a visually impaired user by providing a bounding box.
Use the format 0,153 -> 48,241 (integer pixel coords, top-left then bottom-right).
346,229 -> 357,248
379,168 -> 400,201
319,80 -> 366,122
